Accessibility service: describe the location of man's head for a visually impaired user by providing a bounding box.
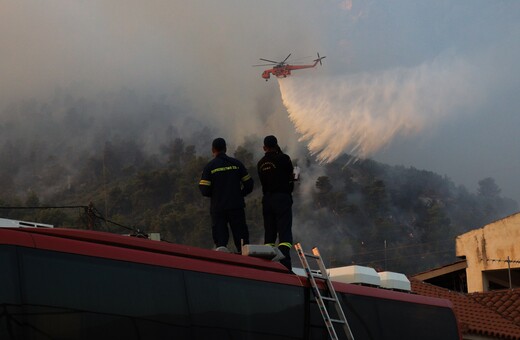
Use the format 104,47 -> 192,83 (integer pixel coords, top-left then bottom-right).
263,135 -> 279,152
212,137 -> 227,156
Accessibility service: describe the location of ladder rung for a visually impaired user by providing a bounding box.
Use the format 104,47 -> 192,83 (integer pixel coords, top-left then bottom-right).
312,273 -> 327,280
320,296 -> 336,302
304,252 -> 320,259
330,318 -> 346,324
311,297 -> 338,303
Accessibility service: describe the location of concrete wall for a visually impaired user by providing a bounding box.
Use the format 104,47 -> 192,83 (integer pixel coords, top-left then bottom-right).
455,212 -> 520,293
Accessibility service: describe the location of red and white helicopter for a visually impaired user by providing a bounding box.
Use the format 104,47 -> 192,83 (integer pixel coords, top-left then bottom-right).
254,53 -> 326,81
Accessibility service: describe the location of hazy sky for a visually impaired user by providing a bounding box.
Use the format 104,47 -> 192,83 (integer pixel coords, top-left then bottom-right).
1,1 -> 519,201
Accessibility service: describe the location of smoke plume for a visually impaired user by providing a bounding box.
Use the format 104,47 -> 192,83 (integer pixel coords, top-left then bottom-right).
1,1 -> 519,201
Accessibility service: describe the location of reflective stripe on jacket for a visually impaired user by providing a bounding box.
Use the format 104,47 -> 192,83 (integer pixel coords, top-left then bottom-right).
199,153 -> 254,212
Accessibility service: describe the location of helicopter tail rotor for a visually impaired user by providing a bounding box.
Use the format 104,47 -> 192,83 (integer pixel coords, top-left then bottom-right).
314,52 -> 326,66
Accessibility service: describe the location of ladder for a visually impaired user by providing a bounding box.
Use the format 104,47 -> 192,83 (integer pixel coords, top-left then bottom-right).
295,243 -> 355,340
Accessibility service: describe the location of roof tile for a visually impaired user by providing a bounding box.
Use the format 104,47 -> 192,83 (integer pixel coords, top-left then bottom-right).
411,279 -> 520,339
470,288 -> 520,326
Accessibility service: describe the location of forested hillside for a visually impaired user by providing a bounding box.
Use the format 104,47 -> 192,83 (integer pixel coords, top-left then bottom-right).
1,91 -> 517,274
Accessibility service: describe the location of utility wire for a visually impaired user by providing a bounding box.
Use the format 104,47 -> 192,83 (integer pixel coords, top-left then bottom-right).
354,248 -> 455,266
349,238 -> 454,257
0,204 -> 146,237
89,206 -> 148,237
0,205 -> 88,210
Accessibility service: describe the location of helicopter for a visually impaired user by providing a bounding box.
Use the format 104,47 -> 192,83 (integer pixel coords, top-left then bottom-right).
254,53 -> 326,81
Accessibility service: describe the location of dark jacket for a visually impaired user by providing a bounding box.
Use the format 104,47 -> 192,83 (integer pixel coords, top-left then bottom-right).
257,150 -> 294,194
199,153 -> 254,212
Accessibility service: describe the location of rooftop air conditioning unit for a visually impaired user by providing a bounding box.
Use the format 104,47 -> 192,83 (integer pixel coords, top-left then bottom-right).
378,271 -> 411,291
328,265 -> 381,287
0,218 -> 54,228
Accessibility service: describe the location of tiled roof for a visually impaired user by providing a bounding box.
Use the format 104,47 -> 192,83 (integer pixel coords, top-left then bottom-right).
411,279 -> 520,339
469,288 -> 520,326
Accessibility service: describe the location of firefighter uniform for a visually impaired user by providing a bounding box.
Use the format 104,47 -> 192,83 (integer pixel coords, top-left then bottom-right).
199,152 -> 253,252
257,147 -> 294,270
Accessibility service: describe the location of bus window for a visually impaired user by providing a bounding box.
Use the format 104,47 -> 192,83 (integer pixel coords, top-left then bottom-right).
0,245 -> 23,339
19,247 -> 191,339
0,246 -> 20,305
185,271 -> 305,340
338,293 -> 459,340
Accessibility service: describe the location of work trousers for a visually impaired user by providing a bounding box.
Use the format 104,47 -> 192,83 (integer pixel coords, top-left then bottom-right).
262,192 -> 293,270
211,208 -> 249,253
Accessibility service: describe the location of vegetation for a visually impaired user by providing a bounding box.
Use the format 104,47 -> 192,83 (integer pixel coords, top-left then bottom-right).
1,91 -> 517,274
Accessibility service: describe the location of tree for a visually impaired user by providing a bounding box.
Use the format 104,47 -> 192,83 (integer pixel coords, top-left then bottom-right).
165,138 -> 185,167
316,176 -> 332,194
25,191 -> 40,207
477,177 -> 501,198
364,179 -> 388,216
234,145 -> 254,169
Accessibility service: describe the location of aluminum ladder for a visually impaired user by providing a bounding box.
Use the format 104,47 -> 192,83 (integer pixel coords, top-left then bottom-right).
295,243 -> 355,340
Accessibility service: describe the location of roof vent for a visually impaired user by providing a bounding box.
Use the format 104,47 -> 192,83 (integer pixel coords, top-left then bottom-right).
242,244 -> 283,260
329,265 -> 381,286
0,218 -> 54,228
378,271 -> 411,291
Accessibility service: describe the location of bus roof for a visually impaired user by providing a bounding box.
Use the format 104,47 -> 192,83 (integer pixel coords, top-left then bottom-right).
0,226 -> 289,272
0,226 -> 455,310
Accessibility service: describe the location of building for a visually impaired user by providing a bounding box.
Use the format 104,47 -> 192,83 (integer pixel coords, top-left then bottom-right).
411,212 -> 520,339
456,212 -> 520,293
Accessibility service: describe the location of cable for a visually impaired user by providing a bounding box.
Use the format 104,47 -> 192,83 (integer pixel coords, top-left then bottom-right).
0,204 -> 147,238
89,207 -> 148,238
348,238 -> 454,257
353,248 -> 456,266
0,205 -> 88,210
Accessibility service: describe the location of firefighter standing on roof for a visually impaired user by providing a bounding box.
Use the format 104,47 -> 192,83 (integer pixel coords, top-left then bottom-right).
257,135 -> 294,270
199,138 -> 254,253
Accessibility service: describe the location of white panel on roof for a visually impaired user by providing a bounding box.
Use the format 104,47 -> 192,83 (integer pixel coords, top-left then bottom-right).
329,265 -> 380,286
378,271 -> 411,291
0,218 -> 54,228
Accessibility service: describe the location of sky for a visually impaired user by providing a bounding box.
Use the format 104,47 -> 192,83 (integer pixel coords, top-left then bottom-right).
1,1 -> 519,201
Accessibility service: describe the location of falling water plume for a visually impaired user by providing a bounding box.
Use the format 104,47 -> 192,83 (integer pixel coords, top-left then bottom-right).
278,58 -> 476,163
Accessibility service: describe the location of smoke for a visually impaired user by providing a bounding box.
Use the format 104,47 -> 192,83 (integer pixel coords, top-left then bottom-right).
0,1 -> 319,146
278,55 -> 479,163
1,0 -> 519,201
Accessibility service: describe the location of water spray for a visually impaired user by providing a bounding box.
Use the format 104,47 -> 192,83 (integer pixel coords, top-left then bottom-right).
277,57 -> 476,163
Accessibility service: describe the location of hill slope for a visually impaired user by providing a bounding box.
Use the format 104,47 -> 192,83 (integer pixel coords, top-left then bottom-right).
0,91 -> 517,274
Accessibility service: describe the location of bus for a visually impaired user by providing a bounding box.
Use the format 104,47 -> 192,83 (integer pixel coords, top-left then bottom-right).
0,226 -> 461,339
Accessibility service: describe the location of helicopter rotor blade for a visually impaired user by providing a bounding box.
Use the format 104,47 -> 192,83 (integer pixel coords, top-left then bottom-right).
259,58 -> 279,64
282,53 -> 292,63
252,64 -> 277,67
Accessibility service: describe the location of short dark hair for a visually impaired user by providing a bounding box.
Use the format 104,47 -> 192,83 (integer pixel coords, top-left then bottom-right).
263,135 -> 278,148
212,138 -> 227,152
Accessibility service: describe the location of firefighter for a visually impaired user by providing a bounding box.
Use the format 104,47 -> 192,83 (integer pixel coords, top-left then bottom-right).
199,138 -> 254,253
257,135 -> 294,270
